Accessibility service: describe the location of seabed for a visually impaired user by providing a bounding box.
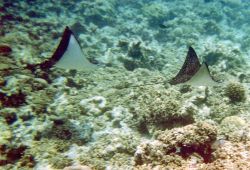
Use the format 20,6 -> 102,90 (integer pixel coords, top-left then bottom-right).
1,0 -> 250,169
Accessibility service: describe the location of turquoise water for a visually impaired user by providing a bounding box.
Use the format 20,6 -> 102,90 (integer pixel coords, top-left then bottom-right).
1,0 -> 250,169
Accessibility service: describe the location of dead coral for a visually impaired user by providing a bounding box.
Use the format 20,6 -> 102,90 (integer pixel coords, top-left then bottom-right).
0,145 -> 35,168
27,90 -> 53,114
0,44 -> 12,56
134,122 -> 217,168
26,139 -> 71,168
42,119 -> 93,144
201,141 -> 250,169
219,116 -> 250,142
49,155 -> 72,169
120,40 -> 166,71
128,42 -> 143,59
83,0 -> 117,27
125,86 -> 194,133
0,91 -> 26,107
79,133 -> 140,170
1,111 -> 17,125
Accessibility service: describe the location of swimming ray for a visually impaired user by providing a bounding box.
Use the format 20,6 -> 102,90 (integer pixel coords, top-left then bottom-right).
31,26 -> 97,71
185,62 -> 218,86
169,46 -> 201,85
169,46 -> 217,86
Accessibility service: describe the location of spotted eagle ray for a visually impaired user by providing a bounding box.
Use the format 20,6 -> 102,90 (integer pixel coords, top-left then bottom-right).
170,47 -> 201,85
27,26 -> 217,87
27,26 -> 97,72
170,47 -> 217,86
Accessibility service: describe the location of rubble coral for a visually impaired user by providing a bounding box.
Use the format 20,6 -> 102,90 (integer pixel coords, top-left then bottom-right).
219,116 -> 250,142
201,140 -> 250,169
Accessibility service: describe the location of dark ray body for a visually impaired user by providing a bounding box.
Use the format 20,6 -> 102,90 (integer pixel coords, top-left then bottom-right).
170,47 -> 217,86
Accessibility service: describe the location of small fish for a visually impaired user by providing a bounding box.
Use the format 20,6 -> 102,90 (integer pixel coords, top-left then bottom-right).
159,23 -> 168,29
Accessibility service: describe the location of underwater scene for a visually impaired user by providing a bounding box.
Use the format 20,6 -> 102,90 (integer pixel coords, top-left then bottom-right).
1,0 -> 250,169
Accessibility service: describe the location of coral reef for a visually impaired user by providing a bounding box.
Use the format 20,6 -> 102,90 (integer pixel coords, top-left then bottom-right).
1,0 -> 250,169
42,118 -> 93,144
1,111 -> 17,125
27,139 -> 72,169
71,130 -> 140,169
0,144 -> 35,169
201,140 -> 250,169
119,84 -> 197,134
219,116 -> 250,142
142,2 -> 170,26
134,122 -> 217,168
0,90 -> 26,107
225,82 -> 246,102
0,119 -> 12,145
0,44 -> 12,56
